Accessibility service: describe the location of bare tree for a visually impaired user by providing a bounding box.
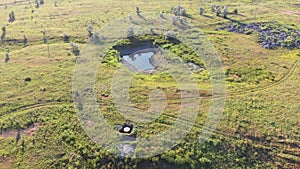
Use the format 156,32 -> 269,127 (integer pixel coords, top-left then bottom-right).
70,42 -> 80,56
216,6 -> 221,16
23,35 -> 28,46
1,27 -> 6,42
211,5 -> 216,12
91,32 -> 101,44
63,33 -> 70,43
150,28 -> 156,35
127,26 -> 134,39
159,11 -> 165,19
136,6 -> 140,15
172,5 -> 187,17
129,15 -> 133,21
35,0 -> 39,8
200,7 -> 205,15
86,25 -> 93,38
8,12 -> 12,22
172,16 -> 179,25
4,49 -> 9,63
8,11 -> 15,22
233,9 -> 238,14
223,6 -> 229,18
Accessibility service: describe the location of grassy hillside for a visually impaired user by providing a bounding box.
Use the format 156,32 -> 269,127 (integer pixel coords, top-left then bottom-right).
0,0 -> 299,168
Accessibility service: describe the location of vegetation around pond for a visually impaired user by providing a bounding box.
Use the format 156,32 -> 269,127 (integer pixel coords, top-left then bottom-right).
112,35 -> 205,68
0,0 -> 299,168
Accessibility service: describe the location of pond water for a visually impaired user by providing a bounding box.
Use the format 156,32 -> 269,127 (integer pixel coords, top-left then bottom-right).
122,51 -> 155,71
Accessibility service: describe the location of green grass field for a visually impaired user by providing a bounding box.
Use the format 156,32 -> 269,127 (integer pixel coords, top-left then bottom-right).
0,0 -> 299,168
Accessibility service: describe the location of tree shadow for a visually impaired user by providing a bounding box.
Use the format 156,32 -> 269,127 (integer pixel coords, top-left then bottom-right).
160,15 -> 167,20
224,17 -> 244,25
202,15 -> 214,19
229,13 -> 246,17
183,13 -> 193,19
137,13 -> 146,20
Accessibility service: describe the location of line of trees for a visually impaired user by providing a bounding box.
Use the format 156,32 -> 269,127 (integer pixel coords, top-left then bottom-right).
198,5 -> 237,18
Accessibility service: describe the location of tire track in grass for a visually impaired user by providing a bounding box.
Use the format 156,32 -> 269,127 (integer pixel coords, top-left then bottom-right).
0,102 -> 72,120
227,60 -> 298,97
108,60 -> 298,102
2,97 -> 297,163
0,0 -> 31,7
157,110 -> 300,164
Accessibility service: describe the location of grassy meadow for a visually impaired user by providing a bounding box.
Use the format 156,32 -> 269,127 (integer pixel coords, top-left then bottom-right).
0,0 -> 299,168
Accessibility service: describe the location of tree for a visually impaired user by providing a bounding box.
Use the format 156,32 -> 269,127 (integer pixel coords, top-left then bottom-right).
223,6 -> 229,18
126,27 -> 134,39
216,6 -> 221,16
4,49 -> 9,63
165,31 -> 176,40
128,15 -> 136,24
1,27 -> 6,42
35,0 -> 40,8
160,11 -> 165,19
129,15 -> 133,21
136,6 -> 140,15
211,5 -> 216,12
86,25 -> 93,38
233,9 -> 238,14
70,42 -> 80,56
23,35 -> 28,46
91,32 -> 101,44
150,28 -> 156,35
40,0 -> 44,5
8,11 -> 15,22
63,33 -> 70,42
11,11 -> 15,21
172,5 -> 187,17
8,13 -> 12,22
179,17 -> 186,25
200,7 -> 205,16
172,16 -> 179,25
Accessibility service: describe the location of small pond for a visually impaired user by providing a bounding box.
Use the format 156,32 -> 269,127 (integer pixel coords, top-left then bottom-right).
122,51 -> 155,71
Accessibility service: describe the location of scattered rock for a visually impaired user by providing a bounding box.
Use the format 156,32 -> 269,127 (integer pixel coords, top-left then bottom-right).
220,21 -> 300,49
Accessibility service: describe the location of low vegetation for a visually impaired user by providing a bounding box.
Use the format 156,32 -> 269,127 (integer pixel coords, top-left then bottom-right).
0,0 -> 299,168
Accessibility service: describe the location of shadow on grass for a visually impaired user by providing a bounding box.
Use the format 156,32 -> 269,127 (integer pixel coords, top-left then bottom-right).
224,17 -> 244,25
180,13 -> 193,19
229,12 -> 246,17
202,15 -> 214,19
137,13 -> 146,20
